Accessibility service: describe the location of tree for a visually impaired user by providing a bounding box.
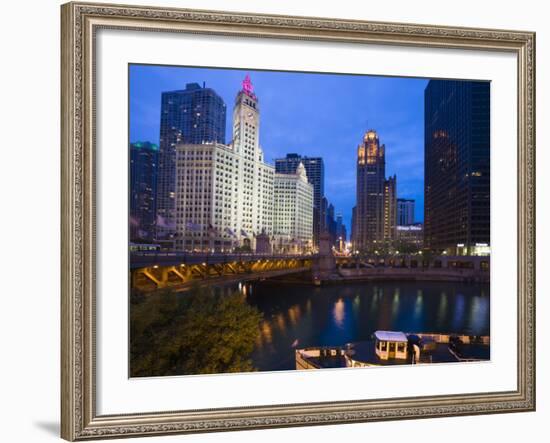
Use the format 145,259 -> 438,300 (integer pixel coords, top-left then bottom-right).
130,286 -> 262,377
233,244 -> 252,253
394,240 -> 420,255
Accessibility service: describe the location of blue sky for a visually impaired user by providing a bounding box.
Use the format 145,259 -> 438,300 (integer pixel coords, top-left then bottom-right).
129,64 -> 429,230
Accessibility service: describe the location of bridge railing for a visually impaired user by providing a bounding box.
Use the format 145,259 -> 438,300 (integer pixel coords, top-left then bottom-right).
130,251 -> 318,269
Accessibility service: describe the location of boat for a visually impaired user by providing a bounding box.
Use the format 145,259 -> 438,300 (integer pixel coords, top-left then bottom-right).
295,330 -> 490,370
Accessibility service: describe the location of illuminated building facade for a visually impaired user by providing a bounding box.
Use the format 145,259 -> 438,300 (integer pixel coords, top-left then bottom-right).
354,130 -> 387,250
396,223 -> 424,249
156,82 -> 227,245
424,80 -> 490,254
275,154 -> 324,247
174,76 -> 274,252
130,141 -> 158,242
273,163 -> 314,253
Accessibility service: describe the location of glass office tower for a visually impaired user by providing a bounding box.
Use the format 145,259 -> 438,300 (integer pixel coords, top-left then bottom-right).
130,141 -> 158,243
424,79 -> 490,254
156,82 -> 226,246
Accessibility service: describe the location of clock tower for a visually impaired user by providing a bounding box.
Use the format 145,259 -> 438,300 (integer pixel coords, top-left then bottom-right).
230,75 -> 273,247
232,74 -> 262,161
174,75 -> 278,253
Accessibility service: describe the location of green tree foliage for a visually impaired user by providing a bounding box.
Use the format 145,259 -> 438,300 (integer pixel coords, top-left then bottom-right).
130,286 -> 262,377
233,244 -> 252,253
393,240 -> 420,255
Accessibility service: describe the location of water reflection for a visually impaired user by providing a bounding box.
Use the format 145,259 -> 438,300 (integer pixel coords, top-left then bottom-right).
260,321 -> 272,344
333,298 -> 345,329
234,281 -> 489,372
452,293 -> 466,331
288,304 -> 301,325
469,295 -> 490,333
391,290 -> 400,321
414,291 -> 424,318
437,292 -> 448,330
275,313 -> 286,331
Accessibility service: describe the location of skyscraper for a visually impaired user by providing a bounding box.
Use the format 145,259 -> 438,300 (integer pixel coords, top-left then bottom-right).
273,163 -> 314,253
231,75 -> 274,244
354,130 -> 386,250
424,80 -> 490,254
397,198 -> 415,225
130,142 -> 158,242
174,75 -> 275,252
275,154 -> 324,247
320,196 -> 329,236
351,206 -> 357,247
156,82 -> 227,245
383,175 -> 397,242
335,213 -> 346,241
335,213 -> 347,251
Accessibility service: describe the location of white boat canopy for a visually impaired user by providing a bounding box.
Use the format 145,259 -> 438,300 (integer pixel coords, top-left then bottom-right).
374,331 -> 408,342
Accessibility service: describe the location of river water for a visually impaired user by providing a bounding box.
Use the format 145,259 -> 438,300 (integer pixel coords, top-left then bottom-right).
222,280 -> 490,372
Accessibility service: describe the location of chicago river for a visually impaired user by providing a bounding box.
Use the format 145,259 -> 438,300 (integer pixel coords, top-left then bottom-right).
216,280 -> 489,372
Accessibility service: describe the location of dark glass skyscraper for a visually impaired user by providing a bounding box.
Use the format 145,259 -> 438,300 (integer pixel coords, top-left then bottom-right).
351,206 -> 357,247
327,202 -> 337,245
130,142 -> 158,242
424,80 -> 490,253
156,83 -> 226,244
275,154 -> 325,246
335,213 -> 347,242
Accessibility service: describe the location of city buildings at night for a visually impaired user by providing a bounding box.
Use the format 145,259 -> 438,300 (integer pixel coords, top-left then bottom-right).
275,154 -> 325,247
396,223 -> 424,250
174,76 -> 278,252
320,197 -> 328,236
273,163 -> 314,253
383,175 -> 397,243
326,201 -> 337,245
156,82 -> 227,245
335,213 -> 347,251
397,198 -> 415,225
351,206 -> 357,247
129,67 -> 493,379
129,141 -> 158,242
424,80 -> 490,255
353,129 -> 398,251
336,213 -> 347,241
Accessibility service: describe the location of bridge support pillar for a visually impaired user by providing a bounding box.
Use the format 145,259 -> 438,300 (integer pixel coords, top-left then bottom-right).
170,266 -> 188,285
142,268 -> 163,288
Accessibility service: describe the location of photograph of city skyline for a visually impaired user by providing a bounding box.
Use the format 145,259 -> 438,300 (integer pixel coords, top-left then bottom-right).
129,64 -> 491,377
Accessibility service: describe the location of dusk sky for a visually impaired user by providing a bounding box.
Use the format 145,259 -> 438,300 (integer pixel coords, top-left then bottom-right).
129,64 -> 429,230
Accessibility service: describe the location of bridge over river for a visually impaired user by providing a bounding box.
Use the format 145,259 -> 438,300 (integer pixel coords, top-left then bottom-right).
131,252 -> 315,291
131,251 -> 489,291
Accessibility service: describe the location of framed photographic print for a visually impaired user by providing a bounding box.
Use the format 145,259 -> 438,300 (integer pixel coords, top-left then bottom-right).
61,1 -> 536,440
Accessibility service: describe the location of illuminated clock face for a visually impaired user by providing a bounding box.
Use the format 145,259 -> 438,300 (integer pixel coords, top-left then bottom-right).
247,112 -> 253,119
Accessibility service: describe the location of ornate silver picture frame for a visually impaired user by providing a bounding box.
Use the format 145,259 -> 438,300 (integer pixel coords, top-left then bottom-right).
61,1 -> 535,440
